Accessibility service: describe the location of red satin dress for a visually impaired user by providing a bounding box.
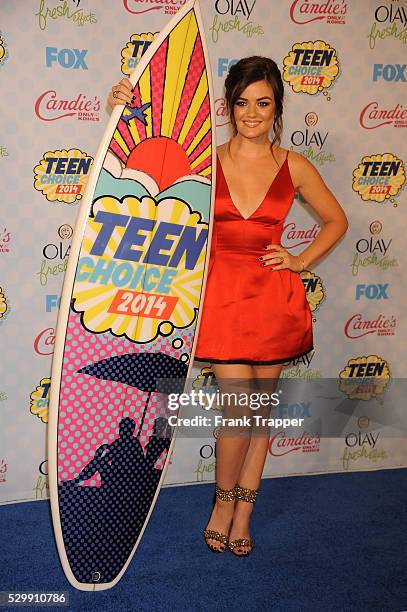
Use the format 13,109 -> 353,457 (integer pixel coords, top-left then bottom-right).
194,152 -> 314,365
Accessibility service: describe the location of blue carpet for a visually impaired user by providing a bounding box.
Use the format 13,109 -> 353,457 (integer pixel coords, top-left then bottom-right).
1,469 -> 406,612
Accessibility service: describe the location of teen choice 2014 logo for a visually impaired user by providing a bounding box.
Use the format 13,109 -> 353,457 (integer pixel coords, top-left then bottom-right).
0,286 -> 10,326
121,32 -> 157,76
301,270 -> 325,313
30,377 -> 51,423
339,355 -> 391,401
0,32 -> 9,68
283,40 -> 340,95
34,148 -> 93,204
73,195 -> 208,344
352,153 -> 405,203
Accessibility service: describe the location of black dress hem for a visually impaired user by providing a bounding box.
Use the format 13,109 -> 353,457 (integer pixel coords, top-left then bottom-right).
193,345 -> 314,366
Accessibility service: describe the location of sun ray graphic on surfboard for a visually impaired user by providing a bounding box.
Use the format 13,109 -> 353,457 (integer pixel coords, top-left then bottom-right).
48,0 -> 216,592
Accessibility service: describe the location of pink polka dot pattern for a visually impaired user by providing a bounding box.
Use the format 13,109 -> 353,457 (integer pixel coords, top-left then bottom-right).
58,309 -> 194,486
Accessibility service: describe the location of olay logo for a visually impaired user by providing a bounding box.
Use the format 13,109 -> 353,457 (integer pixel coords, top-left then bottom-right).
34,327 -> 55,355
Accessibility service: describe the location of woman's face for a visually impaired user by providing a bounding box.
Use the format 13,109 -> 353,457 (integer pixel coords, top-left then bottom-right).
232,79 -> 275,141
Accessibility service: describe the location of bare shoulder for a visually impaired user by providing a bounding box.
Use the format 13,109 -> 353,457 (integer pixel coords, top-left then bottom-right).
287,149 -> 323,190
217,142 -> 228,162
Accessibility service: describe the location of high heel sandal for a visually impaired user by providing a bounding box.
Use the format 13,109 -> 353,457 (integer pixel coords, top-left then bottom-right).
203,484 -> 236,553
228,484 -> 258,557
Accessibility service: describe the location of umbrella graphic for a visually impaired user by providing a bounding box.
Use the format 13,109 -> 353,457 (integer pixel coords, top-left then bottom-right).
78,352 -> 188,435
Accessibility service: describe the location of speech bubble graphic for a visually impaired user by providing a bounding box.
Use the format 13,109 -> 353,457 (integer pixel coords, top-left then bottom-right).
73,194 -> 208,343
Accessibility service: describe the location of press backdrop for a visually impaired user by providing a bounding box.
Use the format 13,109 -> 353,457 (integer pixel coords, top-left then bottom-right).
0,0 -> 406,503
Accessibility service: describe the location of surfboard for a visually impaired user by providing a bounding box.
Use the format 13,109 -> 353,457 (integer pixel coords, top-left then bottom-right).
48,0 -> 215,591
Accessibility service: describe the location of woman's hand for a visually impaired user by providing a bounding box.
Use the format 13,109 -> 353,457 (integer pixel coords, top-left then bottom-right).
107,77 -> 134,108
260,243 -> 305,273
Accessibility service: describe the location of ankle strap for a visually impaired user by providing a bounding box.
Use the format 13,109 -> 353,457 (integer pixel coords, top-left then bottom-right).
235,484 -> 258,503
215,484 -> 236,501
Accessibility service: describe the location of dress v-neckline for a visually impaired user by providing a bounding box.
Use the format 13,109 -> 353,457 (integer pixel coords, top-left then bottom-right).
217,154 -> 287,221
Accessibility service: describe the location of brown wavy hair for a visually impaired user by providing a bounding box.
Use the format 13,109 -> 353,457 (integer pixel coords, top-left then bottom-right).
224,56 -> 284,148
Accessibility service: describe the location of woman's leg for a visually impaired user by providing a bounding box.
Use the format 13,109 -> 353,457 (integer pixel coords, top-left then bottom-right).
228,364 -> 283,554
203,362 -> 255,551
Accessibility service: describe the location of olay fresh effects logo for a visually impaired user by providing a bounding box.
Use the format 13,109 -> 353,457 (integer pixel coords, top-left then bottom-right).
0,286 -> 10,326
344,314 -> 396,339
123,0 -> 186,15
360,102 -> 407,129
268,431 -> 320,456
283,41 -> 340,96
210,0 -> 264,44
290,0 -> 347,25
0,228 -> 11,254
368,2 -> 407,49
339,355 -> 391,400
0,459 -> 7,484
30,378 -> 50,423
301,270 -> 325,313
37,225 -> 72,286
215,98 -> 230,127
281,222 -> 320,249
34,149 -> 93,204
352,153 -> 405,203
341,418 -> 387,471
35,90 -> 100,122
35,0 -> 97,31
351,221 -> 398,276
0,32 -> 9,68
34,327 -> 56,355
290,112 -> 335,165
281,350 -> 321,381
46,47 -> 88,69
121,33 -> 157,76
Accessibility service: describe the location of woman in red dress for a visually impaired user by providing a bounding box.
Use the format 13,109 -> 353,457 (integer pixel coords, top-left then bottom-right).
109,57 -> 348,557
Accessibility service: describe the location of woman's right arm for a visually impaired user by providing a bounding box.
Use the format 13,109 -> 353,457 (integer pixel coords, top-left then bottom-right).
107,77 -> 134,109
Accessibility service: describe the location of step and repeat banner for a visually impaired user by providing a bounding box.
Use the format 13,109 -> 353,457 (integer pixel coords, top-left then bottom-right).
0,0 -> 406,503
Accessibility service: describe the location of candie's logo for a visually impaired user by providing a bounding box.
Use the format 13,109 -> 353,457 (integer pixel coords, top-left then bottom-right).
290,0 -> 347,25
34,149 -> 93,204
301,270 -> 325,313
0,286 -> 10,326
0,32 -> 9,68
121,33 -> 157,76
123,0 -> 185,15
339,355 -> 391,400
352,153 -> 405,203
35,90 -> 100,122
215,98 -> 230,127
344,313 -> 396,339
282,222 -> 320,249
360,102 -> 407,129
30,377 -> 51,423
269,431 -> 320,456
283,41 -> 340,95
34,327 -> 56,355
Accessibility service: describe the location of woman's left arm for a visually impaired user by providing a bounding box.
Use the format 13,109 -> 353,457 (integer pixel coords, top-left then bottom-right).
265,151 -> 349,271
